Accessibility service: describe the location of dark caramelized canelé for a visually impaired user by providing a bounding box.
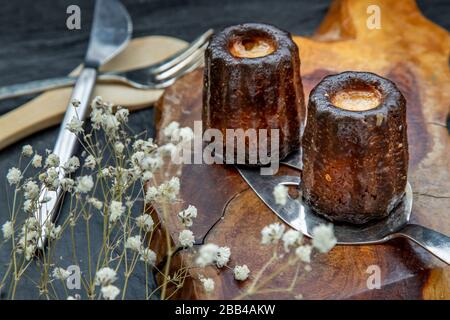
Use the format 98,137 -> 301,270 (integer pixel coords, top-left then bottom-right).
302,71 -> 409,224
203,23 -> 305,164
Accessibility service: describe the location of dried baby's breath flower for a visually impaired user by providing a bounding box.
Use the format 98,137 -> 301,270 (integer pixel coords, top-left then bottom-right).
101,285 -> 120,300
273,184 -> 288,206
44,167 -> 59,190
163,121 -> 180,140
63,156 -> 80,173
141,171 -> 153,182
23,180 -> 39,200
45,153 -> 60,168
23,199 -> 33,213
31,154 -> 42,168
115,107 -> 129,123
312,224 -> 337,253
66,117 -> 84,134
2,221 -> 13,240
6,167 -> 22,185
295,245 -> 312,263
75,175 -> 93,193
114,142 -> 124,154
158,177 -> 180,202
60,178 -> 74,192
261,222 -> 285,245
144,186 -> 159,204
215,246 -> 231,268
125,235 -> 142,252
196,243 -> 219,267
282,229 -> 302,252
95,267 -> 117,286
45,222 -> 62,240
71,99 -> 80,108
177,205 -> 197,227
135,214 -> 154,232
83,155 -> 97,170
109,200 -> 125,224
178,229 -> 195,248
234,265 -> 250,281
52,267 -> 70,280
22,145 -> 33,157
88,197 -> 103,210
139,248 -> 156,265
200,277 -> 215,293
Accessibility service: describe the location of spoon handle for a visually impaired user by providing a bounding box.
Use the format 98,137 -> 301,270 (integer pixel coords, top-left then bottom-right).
394,224 -> 450,265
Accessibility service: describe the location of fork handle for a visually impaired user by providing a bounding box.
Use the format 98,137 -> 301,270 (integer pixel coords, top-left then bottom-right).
0,76 -> 78,100
0,74 -> 131,101
392,224 -> 450,265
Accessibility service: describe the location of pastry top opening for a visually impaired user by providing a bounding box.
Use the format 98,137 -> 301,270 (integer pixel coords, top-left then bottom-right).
229,36 -> 276,58
331,87 -> 381,111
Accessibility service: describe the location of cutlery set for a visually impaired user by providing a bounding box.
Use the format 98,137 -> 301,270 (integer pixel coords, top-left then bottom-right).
1,0 -> 448,265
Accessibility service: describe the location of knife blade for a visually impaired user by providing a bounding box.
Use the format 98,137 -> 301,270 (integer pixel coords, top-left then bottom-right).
35,0 -> 132,248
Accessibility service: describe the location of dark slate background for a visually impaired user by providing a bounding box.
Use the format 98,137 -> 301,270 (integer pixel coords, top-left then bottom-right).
0,0 -> 448,299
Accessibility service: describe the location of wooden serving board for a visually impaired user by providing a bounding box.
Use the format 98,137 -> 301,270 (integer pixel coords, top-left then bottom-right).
151,0 -> 450,299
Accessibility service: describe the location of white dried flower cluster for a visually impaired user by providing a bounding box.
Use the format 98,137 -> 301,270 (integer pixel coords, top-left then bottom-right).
23,180 -> 39,200
84,155 -> 97,170
135,214 -> 154,232
233,265 -> 250,281
95,267 -> 117,286
199,276 -> 215,293
45,153 -> 60,168
273,184 -> 288,206
125,235 -> 142,252
63,156 -> 80,173
2,220 -> 13,240
52,267 -> 71,280
145,177 -> 180,203
89,97 -> 128,136
115,107 -> 129,123
40,167 -> 59,190
261,222 -> 285,245
6,167 -> 22,185
95,267 -> 120,300
139,248 -> 156,265
45,222 -> 62,240
66,117 -> 84,134
177,205 -> 197,227
22,145 -> 33,157
259,221 -> 336,266
88,197 -> 103,210
282,230 -> 303,252
60,178 -> 74,192
31,154 -> 42,168
178,229 -> 195,248
16,217 -> 40,261
295,245 -> 312,263
311,224 -> 337,253
101,285 -> 121,300
196,243 -> 231,268
75,175 -> 94,193
109,200 -> 125,224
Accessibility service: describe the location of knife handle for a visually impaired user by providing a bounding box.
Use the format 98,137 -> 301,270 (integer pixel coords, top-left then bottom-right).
0,76 -> 77,101
391,224 -> 450,265
36,67 -> 97,248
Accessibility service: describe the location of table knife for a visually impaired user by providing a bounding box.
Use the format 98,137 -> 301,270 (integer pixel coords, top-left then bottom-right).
35,0 -> 132,248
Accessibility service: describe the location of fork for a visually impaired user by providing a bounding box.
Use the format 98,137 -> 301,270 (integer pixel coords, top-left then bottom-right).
0,29 -> 213,101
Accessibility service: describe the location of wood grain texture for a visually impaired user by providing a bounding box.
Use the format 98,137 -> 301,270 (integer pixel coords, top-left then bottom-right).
0,35 -> 187,151
150,0 -> 450,299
